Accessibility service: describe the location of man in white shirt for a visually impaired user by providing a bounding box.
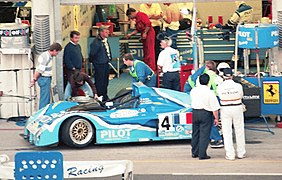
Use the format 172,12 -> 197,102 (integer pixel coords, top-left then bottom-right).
157,37 -> 180,91
217,68 -> 246,160
190,74 -> 220,160
30,43 -> 62,109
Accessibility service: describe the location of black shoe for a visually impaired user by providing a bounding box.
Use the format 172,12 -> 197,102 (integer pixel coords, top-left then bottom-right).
210,140 -> 224,148
192,154 -> 198,158
199,156 -> 211,160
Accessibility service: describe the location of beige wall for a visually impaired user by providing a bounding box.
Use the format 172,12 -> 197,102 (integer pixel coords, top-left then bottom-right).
59,1 -> 262,58
61,5 -> 96,57
197,1 -> 261,26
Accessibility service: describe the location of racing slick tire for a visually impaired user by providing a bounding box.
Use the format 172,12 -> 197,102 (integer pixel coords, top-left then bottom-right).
114,88 -> 132,104
60,117 -> 95,148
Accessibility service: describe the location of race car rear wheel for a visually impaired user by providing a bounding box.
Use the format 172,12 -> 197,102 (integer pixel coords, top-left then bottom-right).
60,117 -> 95,148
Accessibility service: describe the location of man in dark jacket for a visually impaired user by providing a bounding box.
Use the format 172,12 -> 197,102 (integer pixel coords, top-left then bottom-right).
89,25 -> 112,101
63,31 -> 83,82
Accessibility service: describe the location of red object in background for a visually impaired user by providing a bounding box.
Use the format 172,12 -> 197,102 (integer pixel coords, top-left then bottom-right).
21,20 -> 30,26
180,64 -> 194,92
218,16 -> 223,24
208,16 -> 213,24
157,64 -> 193,92
96,22 -> 114,35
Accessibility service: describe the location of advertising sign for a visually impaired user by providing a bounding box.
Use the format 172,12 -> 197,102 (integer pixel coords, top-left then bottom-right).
263,81 -> 280,104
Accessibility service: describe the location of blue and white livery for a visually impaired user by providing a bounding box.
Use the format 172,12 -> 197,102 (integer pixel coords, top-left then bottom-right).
24,83 -> 193,148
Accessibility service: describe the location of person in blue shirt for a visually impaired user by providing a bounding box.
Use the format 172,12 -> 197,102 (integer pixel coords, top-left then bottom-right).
184,61 -> 217,92
123,53 -> 156,87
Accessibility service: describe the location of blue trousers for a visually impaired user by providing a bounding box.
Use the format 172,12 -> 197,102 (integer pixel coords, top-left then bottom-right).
94,63 -> 109,101
162,72 -> 180,91
210,107 -> 223,141
210,122 -> 222,141
191,109 -> 213,158
37,76 -> 51,109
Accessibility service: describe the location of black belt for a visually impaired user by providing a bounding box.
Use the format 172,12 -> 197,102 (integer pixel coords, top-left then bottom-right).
221,103 -> 242,107
193,109 -> 210,112
165,71 -> 179,73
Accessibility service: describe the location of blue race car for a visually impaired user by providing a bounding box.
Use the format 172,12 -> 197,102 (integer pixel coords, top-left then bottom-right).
24,83 -> 193,148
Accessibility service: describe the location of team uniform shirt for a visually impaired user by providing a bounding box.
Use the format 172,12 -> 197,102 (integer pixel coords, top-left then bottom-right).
217,79 -> 243,106
157,47 -> 180,73
163,3 -> 180,30
227,3 -> 253,28
135,11 -> 156,71
190,84 -> 220,112
129,60 -> 154,83
140,3 -> 162,27
36,51 -> 52,77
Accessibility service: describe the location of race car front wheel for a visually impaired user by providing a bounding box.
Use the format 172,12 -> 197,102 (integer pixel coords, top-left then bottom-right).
60,117 -> 95,148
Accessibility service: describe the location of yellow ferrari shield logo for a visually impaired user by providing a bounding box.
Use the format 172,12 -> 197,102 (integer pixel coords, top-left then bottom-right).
263,81 -> 280,104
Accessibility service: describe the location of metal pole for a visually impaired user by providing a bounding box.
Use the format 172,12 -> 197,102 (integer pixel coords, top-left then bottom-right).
255,29 -> 261,87
53,0 -> 64,100
27,48 -> 33,115
191,0 -> 198,70
234,24 -> 240,74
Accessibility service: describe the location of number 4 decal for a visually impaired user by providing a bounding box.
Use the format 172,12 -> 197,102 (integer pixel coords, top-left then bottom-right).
158,114 -> 174,132
161,116 -> 171,130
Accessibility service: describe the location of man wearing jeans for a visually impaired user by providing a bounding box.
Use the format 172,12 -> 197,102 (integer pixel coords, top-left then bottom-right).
30,43 -> 62,109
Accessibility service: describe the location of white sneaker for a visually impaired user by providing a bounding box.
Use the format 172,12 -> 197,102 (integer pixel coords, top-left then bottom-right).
225,156 -> 235,161
238,155 -> 246,159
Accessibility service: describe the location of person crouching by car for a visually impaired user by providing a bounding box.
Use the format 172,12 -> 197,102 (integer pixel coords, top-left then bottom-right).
123,53 -> 156,87
64,70 -> 98,100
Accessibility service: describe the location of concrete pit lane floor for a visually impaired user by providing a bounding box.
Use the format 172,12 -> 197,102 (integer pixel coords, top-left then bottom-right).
0,118 -> 282,180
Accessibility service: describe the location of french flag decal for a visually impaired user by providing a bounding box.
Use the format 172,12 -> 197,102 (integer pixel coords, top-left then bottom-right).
173,113 -> 192,124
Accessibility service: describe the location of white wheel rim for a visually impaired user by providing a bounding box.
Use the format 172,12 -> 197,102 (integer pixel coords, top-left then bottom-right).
69,119 -> 93,145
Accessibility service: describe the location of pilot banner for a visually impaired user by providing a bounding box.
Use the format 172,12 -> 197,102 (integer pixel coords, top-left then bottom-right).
263,81 -> 280,104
